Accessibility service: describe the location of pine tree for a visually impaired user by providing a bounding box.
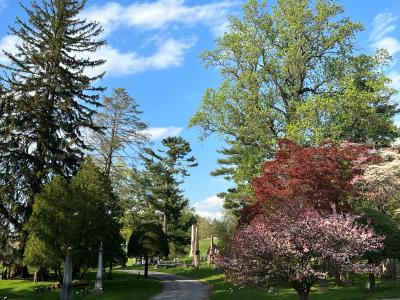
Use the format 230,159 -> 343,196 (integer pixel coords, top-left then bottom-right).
134,137 -> 197,254
0,0 -> 105,273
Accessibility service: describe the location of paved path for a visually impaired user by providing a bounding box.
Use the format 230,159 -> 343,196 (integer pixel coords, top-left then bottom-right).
123,269 -> 210,300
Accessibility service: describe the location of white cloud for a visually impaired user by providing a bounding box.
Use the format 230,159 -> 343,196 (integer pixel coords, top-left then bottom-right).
0,35 -> 20,64
389,71 -> 400,90
143,126 -> 183,141
0,0 -> 6,11
0,0 -> 237,77
88,38 -> 195,77
373,36 -> 400,57
193,195 -> 224,219
0,34 -> 193,77
370,12 -> 400,56
371,12 -> 398,41
83,0 -> 236,37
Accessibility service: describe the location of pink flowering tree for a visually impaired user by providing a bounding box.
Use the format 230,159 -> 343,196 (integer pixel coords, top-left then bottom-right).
215,206 -> 383,300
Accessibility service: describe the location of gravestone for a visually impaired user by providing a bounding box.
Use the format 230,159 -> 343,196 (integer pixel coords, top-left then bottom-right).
61,247 -> 73,300
94,242 -> 104,293
268,286 -> 276,295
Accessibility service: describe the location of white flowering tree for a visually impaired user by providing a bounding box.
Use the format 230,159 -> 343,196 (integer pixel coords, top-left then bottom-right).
358,149 -> 400,214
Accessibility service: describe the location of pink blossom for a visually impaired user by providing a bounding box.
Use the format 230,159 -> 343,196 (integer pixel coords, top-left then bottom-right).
214,206 -> 383,299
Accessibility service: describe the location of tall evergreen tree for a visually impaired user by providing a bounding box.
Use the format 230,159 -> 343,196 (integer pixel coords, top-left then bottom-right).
133,137 -> 197,254
0,0 -> 105,273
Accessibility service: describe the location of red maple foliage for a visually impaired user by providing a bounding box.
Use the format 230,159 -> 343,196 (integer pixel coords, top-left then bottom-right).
247,139 -> 379,221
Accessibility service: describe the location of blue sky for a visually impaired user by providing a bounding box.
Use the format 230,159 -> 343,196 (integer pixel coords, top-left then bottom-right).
0,0 -> 399,219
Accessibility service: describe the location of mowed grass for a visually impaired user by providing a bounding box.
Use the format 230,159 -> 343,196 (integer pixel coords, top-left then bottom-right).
125,237 -> 400,300
136,263 -> 400,300
0,270 -> 162,300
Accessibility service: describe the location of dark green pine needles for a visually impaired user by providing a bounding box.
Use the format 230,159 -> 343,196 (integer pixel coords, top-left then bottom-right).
0,0 -> 106,263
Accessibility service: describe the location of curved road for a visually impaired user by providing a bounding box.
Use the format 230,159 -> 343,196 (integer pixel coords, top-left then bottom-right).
123,269 -> 210,300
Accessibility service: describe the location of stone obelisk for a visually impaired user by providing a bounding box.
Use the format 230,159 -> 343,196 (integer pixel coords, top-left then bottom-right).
194,225 -> 200,269
189,224 -> 195,257
94,242 -> 104,293
61,247 -> 73,300
208,235 -> 214,265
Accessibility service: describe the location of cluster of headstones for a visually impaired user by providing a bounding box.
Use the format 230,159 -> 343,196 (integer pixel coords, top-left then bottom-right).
74,288 -> 90,298
34,284 -> 59,293
0,269 -> 10,280
33,285 -> 91,298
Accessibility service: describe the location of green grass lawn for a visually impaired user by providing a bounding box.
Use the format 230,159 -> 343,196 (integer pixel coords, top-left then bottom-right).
199,238 -> 212,255
0,270 -> 162,300
121,238 -> 400,300
126,261 -> 400,300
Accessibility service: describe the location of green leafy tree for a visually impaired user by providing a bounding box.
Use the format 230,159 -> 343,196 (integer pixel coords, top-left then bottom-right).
127,222 -> 169,278
0,0 -> 105,273
211,214 -> 237,255
0,220 -> 17,272
287,52 -> 398,145
134,137 -> 197,254
359,208 -> 400,291
189,0 -> 398,215
23,159 -> 125,282
196,216 -> 214,240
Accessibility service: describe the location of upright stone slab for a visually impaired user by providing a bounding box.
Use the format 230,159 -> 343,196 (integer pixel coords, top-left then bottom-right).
61,247 -> 73,300
94,242 -> 104,293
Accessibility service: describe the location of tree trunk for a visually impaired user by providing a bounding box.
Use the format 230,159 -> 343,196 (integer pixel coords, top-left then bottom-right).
333,269 -> 342,286
21,266 -> 29,278
292,280 -> 311,300
54,267 -> 62,284
163,211 -> 167,234
144,255 -> 149,278
108,263 -> 113,280
368,258 -> 376,291
37,267 -> 47,281
369,272 -> 376,291
297,292 -> 309,300
13,264 -> 29,278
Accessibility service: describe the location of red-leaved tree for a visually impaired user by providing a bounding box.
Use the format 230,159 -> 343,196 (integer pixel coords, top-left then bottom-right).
247,139 -> 379,221
215,206 -> 383,300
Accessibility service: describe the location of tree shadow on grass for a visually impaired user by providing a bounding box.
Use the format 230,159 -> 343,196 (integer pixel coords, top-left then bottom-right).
0,271 -> 162,300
